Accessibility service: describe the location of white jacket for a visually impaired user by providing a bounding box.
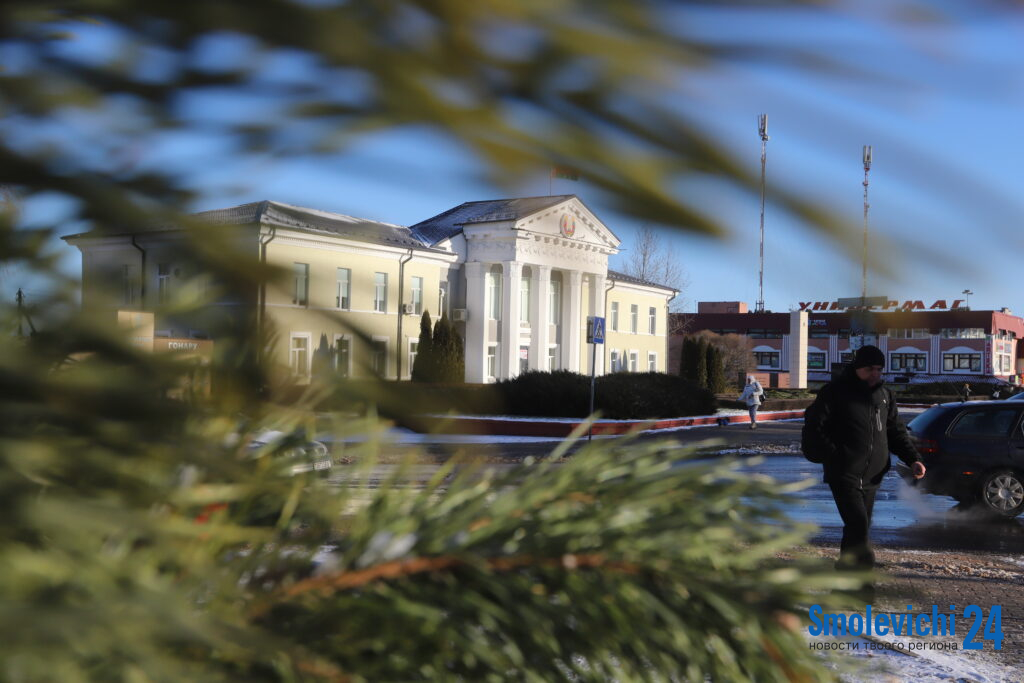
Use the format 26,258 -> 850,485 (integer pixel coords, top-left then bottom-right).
739,381 -> 763,407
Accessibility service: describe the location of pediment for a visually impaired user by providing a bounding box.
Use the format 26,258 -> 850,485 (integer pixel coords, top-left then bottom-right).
514,198 -> 620,251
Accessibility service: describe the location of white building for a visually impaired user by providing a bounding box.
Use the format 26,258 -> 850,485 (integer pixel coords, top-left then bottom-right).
64,195 -> 677,383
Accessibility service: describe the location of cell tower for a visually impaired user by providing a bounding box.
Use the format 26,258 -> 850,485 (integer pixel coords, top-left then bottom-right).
756,114 -> 769,313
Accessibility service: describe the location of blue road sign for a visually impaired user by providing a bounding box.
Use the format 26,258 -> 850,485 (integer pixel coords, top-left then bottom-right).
587,316 -> 605,344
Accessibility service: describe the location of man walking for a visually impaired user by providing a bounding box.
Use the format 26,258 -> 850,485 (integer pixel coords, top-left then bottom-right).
802,345 -> 926,569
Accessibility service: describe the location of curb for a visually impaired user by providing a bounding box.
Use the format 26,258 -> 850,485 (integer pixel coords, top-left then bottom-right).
425,410 -> 808,438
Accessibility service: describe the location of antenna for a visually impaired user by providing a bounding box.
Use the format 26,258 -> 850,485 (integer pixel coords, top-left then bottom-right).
861,145 -> 872,306
756,113 -> 769,313
962,288 -> 973,310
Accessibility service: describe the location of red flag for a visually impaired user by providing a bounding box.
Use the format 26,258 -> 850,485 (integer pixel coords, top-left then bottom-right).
550,165 -> 580,181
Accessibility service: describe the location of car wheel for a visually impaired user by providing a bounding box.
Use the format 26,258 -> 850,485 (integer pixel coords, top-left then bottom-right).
979,469 -> 1024,517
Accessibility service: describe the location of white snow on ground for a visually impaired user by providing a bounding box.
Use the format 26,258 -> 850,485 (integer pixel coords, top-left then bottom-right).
328,409 -> 801,444
816,635 -> 1016,682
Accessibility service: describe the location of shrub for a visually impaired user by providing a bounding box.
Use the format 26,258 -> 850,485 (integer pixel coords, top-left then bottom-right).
495,371 -> 715,419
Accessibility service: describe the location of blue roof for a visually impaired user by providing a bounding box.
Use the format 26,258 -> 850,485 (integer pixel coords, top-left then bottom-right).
409,195 -> 575,245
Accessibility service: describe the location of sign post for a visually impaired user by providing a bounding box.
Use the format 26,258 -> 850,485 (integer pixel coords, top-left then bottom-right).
586,316 -> 606,441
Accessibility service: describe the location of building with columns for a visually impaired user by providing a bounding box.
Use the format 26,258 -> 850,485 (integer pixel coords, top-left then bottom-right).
64,195 -> 677,383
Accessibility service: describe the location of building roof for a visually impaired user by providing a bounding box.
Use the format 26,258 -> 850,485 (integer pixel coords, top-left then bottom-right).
408,195 -> 575,245
195,200 -> 435,251
606,269 -> 677,293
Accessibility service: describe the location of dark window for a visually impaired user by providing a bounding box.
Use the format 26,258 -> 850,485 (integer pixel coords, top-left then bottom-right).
809,330 -> 831,338
754,351 -> 780,368
807,352 -> 827,370
943,353 -> 981,372
840,352 -> 854,364
748,328 -> 783,339
890,353 -> 927,372
950,408 -> 1021,437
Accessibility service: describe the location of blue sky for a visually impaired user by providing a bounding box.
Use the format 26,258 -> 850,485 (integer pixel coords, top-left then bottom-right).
7,3 -> 1024,316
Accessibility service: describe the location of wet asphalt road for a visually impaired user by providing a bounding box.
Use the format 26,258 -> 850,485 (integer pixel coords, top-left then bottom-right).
357,417 -> 1024,555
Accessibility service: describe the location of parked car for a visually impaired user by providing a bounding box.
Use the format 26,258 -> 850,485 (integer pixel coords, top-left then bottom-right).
248,429 -> 333,476
904,401 -> 1024,517
1004,391 -> 1024,401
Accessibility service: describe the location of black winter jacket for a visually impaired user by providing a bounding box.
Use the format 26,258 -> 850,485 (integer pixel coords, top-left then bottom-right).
802,368 -> 920,488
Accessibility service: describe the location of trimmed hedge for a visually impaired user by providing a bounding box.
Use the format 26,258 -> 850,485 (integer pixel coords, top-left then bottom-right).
496,371 -> 716,419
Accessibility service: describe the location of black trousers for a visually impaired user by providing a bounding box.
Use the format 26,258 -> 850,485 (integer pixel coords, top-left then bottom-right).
828,481 -> 879,569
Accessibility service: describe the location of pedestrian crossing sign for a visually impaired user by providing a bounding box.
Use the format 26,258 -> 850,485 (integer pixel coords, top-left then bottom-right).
587,316 -> 605,344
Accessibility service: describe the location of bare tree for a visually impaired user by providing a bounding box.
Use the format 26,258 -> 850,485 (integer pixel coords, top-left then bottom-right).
623,225 -> 690,312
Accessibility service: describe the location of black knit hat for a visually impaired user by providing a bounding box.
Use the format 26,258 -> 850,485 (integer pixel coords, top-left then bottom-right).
851,344 -> 885,369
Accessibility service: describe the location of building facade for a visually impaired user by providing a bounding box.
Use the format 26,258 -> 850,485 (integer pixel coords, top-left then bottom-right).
673,302 -> 1024,385
64,196 -> 677,383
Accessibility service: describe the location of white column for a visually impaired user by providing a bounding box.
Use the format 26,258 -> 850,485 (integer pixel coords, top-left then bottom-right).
531,265 -> 551,370
501,261 -> 523,379
788,310 -> 808,389
589,273 -> 606,375
464,262 -> 488,383
564,270 -> 583,372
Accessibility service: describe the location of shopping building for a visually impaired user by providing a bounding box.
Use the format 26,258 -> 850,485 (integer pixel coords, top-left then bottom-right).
672,300 -> 1024,386
63,195 -> 677,383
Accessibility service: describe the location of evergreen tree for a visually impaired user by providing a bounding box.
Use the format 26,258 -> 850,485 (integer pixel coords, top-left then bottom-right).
706,342 -> 727,394
412,310 -> 434,382
694,337 -> 709,390
432,313 -> 463,383
680,337 -> 697,382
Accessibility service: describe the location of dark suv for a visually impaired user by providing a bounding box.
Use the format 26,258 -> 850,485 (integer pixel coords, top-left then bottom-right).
905,401 -> 1024,517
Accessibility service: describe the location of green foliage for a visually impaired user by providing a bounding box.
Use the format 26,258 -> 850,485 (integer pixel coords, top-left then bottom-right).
706,342 -> 727,394
694,337 -> 709,390
0,0 -> 881,679
411,310 -> 434,382
430,313 -> 464,384
251,438 -> 849,682
496,370 -> 716,419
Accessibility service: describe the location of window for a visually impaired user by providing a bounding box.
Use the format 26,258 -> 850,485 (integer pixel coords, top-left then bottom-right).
950,408 -> 1021,437
837,329 -> 852,339
520,270 -> 531,323
122,264 -> 138,306
610,349 -> 620,372
374,272 -> 387,312
289,334 -> 310,378
548,345 -> 559,371
748,328 -> 783,339
336,268 -> 351,309
840,352 -> 854,364
648,352 -> 657,372
371,339 -> 387,376
409,339 -> 418,376
809,329 -> 831,339
754,351 -> 780,369
1001,356 -> 1012,373
648,307 -> 657,335
943,353 -> 981,372
334,335 -> 351,378
487,268 -> 502,320
293,263 -> 309,306
519,345 -> 529,373
807,352 -> 827,370
549,279 -> 561,325
628,350 -> 639,372
610,302 -> 619,331
157,263 -> 170,304
486,344 -> 498,380
890,353 -> 927,372
942,328 -> 986,339
888,328 -> 929,339
411,276 -> 423,315
630,304 -> 638,334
